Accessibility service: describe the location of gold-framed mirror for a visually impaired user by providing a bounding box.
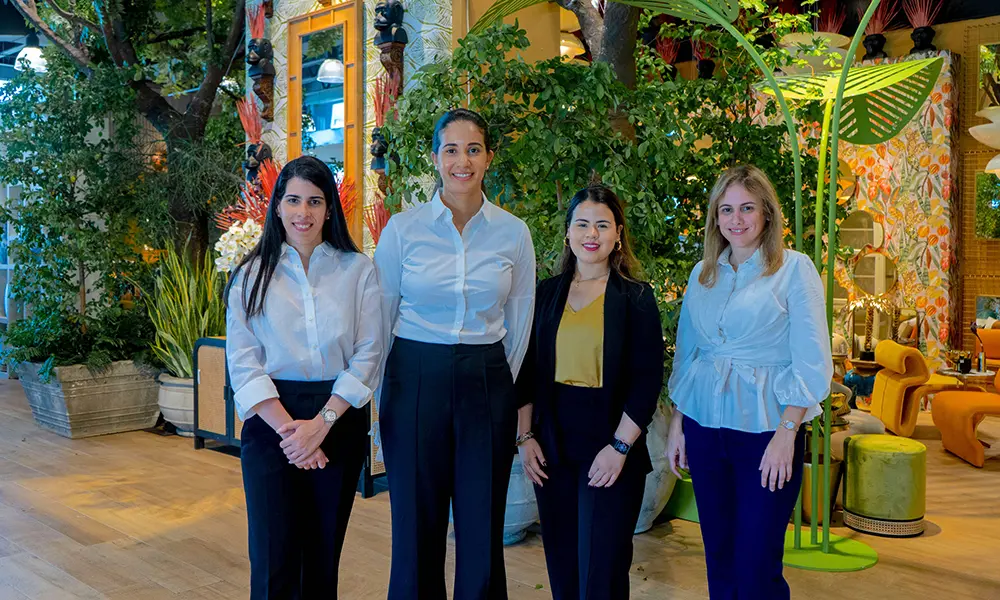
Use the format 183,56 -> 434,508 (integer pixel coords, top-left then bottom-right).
852,249 -> 899,297
288,3 -> 363,244
840,209 -> 884,251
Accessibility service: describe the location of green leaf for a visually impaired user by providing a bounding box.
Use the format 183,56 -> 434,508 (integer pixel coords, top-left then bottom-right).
757,57 -> 944,145
612,0 -> 739,24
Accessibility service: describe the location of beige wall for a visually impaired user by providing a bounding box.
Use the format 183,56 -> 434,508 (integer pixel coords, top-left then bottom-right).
873,15 -> 1000,59
451,0 -> 560,62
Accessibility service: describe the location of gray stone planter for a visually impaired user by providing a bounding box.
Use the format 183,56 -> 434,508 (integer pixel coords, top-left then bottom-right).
16,360 -> 160,438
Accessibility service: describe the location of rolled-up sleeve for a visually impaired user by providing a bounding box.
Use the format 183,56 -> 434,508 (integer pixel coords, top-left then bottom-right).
623,283 -> 665,429
331,261 -> 384,409
226,273 -> 278,420
774,256 -> 833,411
502,222 -> 536,381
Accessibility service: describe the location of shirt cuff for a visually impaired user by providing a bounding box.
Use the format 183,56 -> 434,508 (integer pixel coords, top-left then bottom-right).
332,371 -> 373,409
234,375 -> 279,417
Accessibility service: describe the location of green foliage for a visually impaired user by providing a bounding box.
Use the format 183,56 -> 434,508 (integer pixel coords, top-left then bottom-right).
135,244 -> 227,378
0,54 -> 161,376
383,22 -> 820,383
975,173 -> 1000,240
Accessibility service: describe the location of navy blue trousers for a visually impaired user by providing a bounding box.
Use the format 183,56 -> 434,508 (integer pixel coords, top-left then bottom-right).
241,379 -> 368,600
683,417 -> 805,600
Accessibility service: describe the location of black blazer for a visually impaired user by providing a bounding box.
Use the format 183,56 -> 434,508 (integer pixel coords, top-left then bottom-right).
515,270 -> 665,474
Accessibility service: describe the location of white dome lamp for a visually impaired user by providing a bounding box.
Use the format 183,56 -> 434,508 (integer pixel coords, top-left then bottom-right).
317,58 -> 345,84
15,32 -> 47,73
970,107 -> 1000,176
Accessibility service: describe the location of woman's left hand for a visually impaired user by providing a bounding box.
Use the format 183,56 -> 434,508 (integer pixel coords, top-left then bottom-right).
588,445 -> 626,488
759,428 -> 796,492
278,416 -> 331,464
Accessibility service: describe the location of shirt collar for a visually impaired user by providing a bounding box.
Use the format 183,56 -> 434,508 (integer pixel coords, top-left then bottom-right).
430,189 -> 493,224
718,246 -> 763,270
281,241 -> 334,258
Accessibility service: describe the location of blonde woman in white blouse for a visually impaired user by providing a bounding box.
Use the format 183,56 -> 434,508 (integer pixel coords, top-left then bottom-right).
225,156 -> 383,599
665,165 -> 832,600
374,109 -> 535,600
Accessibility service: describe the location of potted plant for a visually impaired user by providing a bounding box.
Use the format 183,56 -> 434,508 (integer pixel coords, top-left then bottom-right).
858,0 -> 900,61
902,0 -> 944,54
138,245 -> 226,436
0,56 -> 163,438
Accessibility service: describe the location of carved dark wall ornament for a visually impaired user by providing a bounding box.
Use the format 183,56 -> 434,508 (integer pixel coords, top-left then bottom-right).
262,0 -> 274,19
245,141 -> 273,182
372,0 -> 406,193
247,4 -> 275,121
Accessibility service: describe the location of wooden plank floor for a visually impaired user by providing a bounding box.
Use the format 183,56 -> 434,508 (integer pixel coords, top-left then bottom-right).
1,377 -> 999,599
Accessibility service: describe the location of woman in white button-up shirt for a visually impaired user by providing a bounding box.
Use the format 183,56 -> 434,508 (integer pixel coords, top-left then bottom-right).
226,156 -> 383,599
374,109 -> 535,600
664,165 -> 832,600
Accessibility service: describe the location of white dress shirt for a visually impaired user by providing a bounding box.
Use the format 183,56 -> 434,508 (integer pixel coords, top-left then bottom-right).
373,191 -> 536,389
668,248 -> 832,432
226,243 -> 383,421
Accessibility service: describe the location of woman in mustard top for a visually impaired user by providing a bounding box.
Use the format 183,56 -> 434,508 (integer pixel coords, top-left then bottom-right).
515,185 -> 664,599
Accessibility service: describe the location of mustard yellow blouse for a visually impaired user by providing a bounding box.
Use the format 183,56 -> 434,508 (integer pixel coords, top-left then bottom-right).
554,294 -> 605,388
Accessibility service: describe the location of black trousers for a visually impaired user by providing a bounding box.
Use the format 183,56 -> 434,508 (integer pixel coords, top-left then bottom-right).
534,383 -> 646,600
380,338 -> 518,600
241,379 -> 368,600
683,417 -> 805,600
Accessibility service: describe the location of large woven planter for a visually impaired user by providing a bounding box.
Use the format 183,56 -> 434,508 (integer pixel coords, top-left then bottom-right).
16,360 -> 160,438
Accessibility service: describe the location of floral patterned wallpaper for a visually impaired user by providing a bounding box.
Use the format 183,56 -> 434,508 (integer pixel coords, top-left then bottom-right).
830,52 -> 960,369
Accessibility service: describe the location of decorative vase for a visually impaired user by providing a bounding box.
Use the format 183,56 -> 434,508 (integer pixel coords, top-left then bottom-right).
909,26 -> 936,54
696,58 -> 715,79
862,33 -> 888,61
800,457 -> 843,525
157,373 -> 195,436
635,403 -> 678,533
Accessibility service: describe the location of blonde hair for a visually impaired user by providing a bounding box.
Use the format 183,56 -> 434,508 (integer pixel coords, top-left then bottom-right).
698,165 -> 785,288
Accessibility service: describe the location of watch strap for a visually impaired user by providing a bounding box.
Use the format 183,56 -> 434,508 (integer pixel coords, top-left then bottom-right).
611,437 -> 631,456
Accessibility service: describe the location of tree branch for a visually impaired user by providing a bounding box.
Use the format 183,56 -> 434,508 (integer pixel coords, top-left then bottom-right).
46,0 -> 99,34
555,0 -> 604,59
187,0 -> 246,135
598,2 -> 639,89
11,0 -> 92,72
147,27 -> 203,45
206,0 -> 215,62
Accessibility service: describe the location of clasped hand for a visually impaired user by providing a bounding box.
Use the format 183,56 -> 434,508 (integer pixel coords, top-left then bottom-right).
278,416 -> 331,470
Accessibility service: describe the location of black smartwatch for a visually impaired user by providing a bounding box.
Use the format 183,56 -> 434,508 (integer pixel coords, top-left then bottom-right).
611,436 -> 631,456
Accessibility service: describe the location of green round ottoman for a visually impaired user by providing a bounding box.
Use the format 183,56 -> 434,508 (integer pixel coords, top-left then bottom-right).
842,434 -> 926,537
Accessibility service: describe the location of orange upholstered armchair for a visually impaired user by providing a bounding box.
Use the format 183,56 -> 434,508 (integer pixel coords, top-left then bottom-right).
932,371 -> 1000,467
974,328 -> 1000,371
870,340 -> 930,437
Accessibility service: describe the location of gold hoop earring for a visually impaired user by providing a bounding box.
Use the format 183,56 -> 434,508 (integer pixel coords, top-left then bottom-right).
564,237 -> 570,247
615,240 -> 622,251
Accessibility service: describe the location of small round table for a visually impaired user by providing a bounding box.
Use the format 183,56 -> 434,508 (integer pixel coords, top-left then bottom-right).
936,369 -> 996,392
849,359 -> 883,378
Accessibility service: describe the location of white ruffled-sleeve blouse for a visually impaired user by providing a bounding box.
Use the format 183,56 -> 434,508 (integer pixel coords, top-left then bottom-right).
668,248 -> 833,432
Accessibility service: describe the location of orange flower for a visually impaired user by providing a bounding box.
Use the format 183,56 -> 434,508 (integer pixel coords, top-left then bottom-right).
939,153 -> 951,165
916,297 -> 928,309
926,305 -> 937,316
917,225 -> 930,237
919,155 -> 931,168
928,234 -> 939,246
937,226 -> 949,236
935,296 -> 947,308
942,82 -> 952,94
865,156 -> 876,168
876,145 -> 887,160
929,164 -> 940,175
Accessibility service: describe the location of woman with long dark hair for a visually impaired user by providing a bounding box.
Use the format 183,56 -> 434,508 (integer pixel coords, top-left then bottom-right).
225,156 -> 383,598
515,185 -> 664,599
374,108 -> 536,600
